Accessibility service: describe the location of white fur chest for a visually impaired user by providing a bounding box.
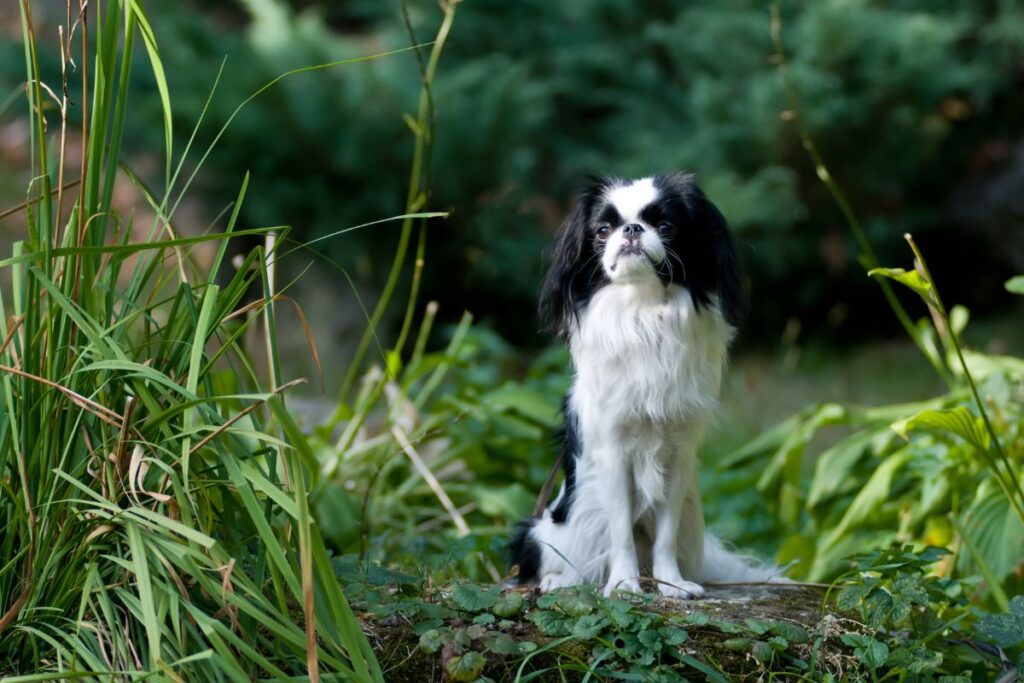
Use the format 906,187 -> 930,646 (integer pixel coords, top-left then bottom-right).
569,283 -> 732,424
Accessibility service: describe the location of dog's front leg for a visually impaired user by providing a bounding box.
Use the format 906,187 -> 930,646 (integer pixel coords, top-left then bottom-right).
651,443 -> 705,599
598,444 -> 641,596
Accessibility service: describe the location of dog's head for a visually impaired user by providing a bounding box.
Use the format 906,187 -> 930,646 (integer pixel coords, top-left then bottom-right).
539,173 -> 747,337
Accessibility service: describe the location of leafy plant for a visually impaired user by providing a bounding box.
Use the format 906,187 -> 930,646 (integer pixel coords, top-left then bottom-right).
724,3 -> 1024,604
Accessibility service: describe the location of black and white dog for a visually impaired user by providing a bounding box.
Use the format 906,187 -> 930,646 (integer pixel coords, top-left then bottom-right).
510,173 -> 782,599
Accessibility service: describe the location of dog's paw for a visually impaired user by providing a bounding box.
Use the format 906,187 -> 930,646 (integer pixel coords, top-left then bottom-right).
602,577 -> 642,597
657,578 -> 704,600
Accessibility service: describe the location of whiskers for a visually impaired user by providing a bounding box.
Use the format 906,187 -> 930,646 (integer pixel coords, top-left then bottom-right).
658,245 -> 687,283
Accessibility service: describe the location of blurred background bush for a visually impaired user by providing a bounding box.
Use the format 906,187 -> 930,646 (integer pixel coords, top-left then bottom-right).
3,0 -> 1022,360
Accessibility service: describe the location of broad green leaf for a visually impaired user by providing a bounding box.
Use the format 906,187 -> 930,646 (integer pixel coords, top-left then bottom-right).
482,382 -> 561,426
958,480 -> 1024,582
893,406 -> 989,453
808,430 -> 880,508
820,449 -> 912,553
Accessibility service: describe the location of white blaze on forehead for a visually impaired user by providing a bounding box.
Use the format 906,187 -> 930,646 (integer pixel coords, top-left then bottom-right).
606,177 -> 658,223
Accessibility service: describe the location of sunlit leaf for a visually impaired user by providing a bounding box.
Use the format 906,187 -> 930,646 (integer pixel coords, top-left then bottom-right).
868,267 -> 932,299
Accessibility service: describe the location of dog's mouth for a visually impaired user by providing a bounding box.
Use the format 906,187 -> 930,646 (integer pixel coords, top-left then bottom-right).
610,244 -> 658,271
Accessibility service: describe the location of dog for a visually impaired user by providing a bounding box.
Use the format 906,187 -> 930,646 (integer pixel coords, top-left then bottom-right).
510,173 -> 783,598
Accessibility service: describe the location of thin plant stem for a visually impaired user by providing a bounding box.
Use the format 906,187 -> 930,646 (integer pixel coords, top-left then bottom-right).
769,0 -> 954,388
904,234 -> 1024,519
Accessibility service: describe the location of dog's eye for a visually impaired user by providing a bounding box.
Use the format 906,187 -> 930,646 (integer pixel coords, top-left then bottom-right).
657,222 -> 675,235
595,226 -> 611,240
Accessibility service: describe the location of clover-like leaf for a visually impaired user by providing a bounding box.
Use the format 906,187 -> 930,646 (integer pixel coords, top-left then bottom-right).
659,626 -> 688,646
526,609 -> 573,636
887,643 -> 942,674
683,611 -> 710,626
892,573 -> 929,606
841,633 -> 890,670
446,651 -> 486,682
638,629 -> 663,652
864,588 -> 896,629
492,592 -> 524,617
555,587 -> 598,617
451,583 -> 500,611
418,628 -> 445,653
571,613 -> 607,639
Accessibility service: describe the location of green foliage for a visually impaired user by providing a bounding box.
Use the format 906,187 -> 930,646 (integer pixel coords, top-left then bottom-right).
309,324 -> 569,577
6,0 -> 1021,339
348,556 -> 1024,681
350,570 -> 843,680
828,545 -> 1024,680
727,257 -> 1024,596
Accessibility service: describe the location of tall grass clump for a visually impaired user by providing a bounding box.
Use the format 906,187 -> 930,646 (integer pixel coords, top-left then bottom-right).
0,1 -> 449,679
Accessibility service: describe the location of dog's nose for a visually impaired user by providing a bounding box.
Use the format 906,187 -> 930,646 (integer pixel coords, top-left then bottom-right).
623,223 -> 643,238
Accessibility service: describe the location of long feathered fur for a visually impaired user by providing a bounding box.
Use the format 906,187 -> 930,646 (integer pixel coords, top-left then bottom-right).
512,174 -> 784,598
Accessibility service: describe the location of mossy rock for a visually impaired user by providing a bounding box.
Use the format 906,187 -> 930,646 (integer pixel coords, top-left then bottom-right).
359,583 -> 851,681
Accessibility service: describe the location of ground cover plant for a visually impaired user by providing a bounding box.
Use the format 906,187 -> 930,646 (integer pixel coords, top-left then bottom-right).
1,0 -> 1022,681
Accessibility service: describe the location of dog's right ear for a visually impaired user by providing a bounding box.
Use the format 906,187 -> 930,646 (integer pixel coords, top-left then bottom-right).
539,185 -> 601,338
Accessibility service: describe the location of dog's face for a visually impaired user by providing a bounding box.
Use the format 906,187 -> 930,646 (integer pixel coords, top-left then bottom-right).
540,173 -> 746,336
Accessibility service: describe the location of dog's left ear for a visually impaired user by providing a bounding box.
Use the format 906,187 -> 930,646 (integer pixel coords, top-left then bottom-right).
691,190 -> 748,328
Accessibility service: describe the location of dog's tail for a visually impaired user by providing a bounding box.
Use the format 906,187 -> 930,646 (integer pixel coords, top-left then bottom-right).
693,534 -> 790,584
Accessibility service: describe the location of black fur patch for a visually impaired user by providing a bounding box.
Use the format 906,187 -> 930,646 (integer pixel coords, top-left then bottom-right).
508,519 -> 541,584
550,400 -> 580,524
